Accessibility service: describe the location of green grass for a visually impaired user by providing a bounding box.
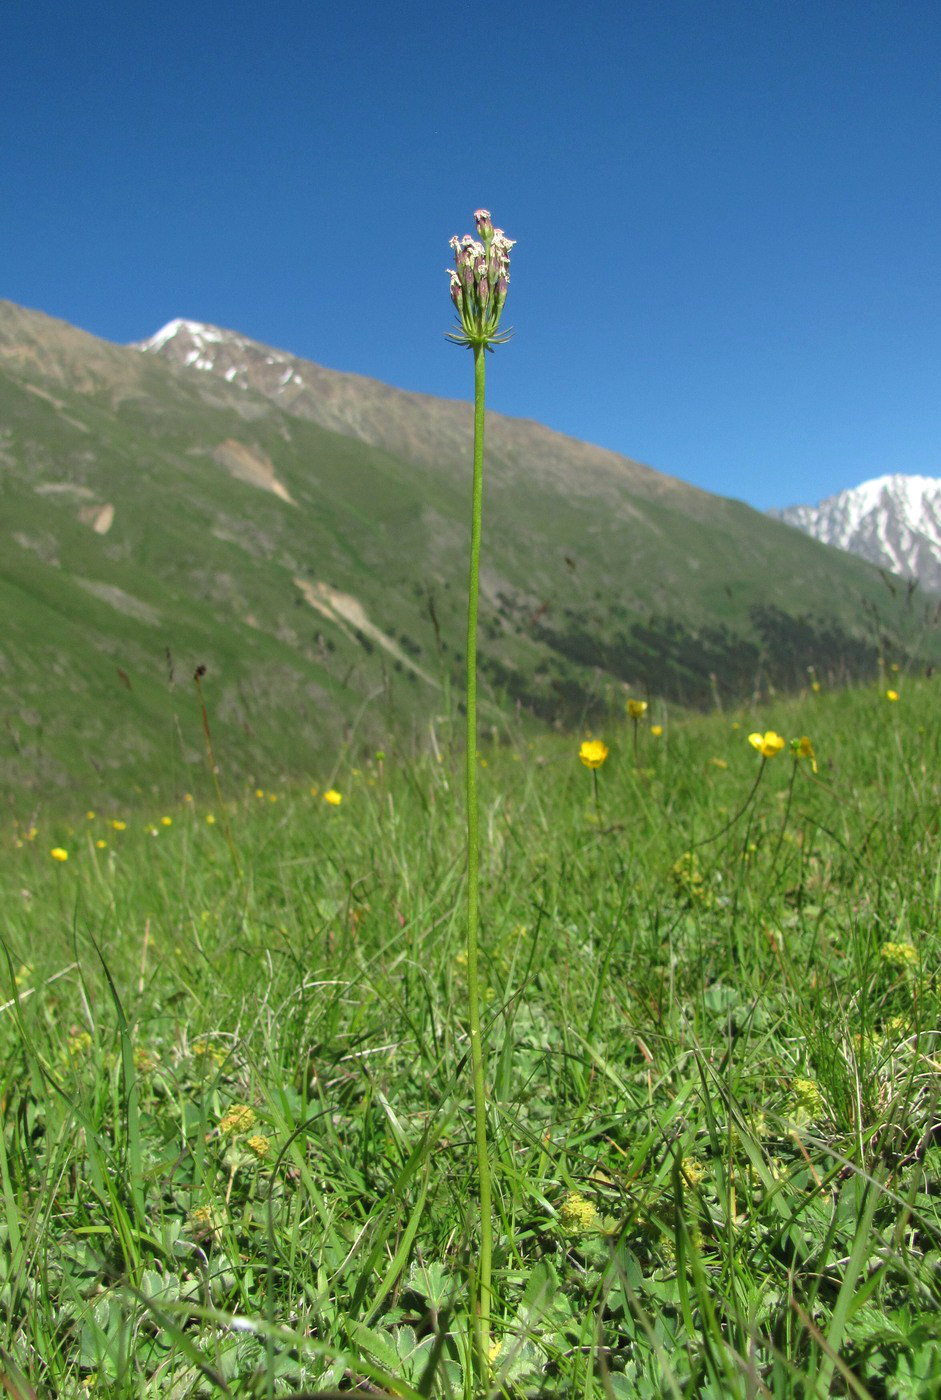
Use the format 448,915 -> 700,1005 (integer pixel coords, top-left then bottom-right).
1,675 -> 939,1397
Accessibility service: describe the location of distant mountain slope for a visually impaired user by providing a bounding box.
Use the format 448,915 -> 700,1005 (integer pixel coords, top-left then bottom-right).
771,475 -> 941,594
1,300 -> 936,803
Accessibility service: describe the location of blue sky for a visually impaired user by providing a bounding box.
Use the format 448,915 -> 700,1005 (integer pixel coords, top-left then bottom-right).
4,0 -> 940,510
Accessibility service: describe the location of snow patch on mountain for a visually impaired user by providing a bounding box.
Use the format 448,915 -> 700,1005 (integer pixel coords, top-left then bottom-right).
133,320 -> 307,395
770,474 -> 941,592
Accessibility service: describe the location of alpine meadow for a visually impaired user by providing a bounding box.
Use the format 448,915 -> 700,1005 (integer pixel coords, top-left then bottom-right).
1,211 -> 940,1399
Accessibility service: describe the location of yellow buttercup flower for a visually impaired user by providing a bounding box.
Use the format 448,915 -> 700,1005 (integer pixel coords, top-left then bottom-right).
886,689 -> 899,702
626,698 -> 648,719
323,789 -> 343,806
748,731 -> 785,758
161,816 -> 172,827
579,740 -> 608,769
50,847 -> 69,862
791,735 -> 817,772
651,724 -> 663,737
111,819 -> 126,831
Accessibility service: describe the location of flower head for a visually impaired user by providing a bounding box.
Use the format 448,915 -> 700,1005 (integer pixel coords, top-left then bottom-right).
886,689 -> 899,702
748,730 -> 785,758
790,735 -> 817,772
626,698 -> 648,719
651,724 -> 663,737
447,211 -> 515,351
218,1104 -> 256,1136
558,1191 -> 598,1234
787,1076 -> 825,1122
579,740 -> 608,769
323,789 -> 342,806
880,941 -> 919,969
50,847 -> 69,862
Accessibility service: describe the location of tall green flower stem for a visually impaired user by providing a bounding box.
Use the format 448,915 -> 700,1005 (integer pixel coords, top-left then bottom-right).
464,343 -> 492,1367
446,209 -> 515,1375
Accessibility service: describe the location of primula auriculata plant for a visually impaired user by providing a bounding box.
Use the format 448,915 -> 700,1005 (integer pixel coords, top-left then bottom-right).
446,209 -> 514,1372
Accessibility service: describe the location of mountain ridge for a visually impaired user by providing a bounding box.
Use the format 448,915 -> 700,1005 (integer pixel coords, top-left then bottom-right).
2,299 -> 937,803
771,473 -> 941,593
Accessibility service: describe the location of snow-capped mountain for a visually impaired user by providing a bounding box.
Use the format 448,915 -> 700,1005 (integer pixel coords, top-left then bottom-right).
134,318 -> 310,396
771,474 -> 941,593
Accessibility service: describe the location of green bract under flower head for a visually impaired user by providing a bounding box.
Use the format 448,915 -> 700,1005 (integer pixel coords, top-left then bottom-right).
446,209 -> 515,350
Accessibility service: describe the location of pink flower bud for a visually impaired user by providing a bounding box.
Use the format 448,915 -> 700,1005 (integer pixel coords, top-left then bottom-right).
474,209 -> 493,238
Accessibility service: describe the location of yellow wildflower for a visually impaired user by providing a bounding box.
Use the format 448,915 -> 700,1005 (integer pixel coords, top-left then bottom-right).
183,792 -> 193,803
86,810 -> 95,820
95,839 -> 107,849
309,785 -> 319,796
559,1192 -> 598,1234
68,1030 -> 92,1056
748,730 -> 785,758
206,813 -> 216,824
681,1157 -> 706,1187
254,788 -> 265,798
187,1204 -> 221,1236
111,819 -> 126,831
578,739 -> 608,769
626,698 -> 648,719
133,1046 -> 158,1073
787,1076 -> 825,1121
791,735 -> 817,772
886,689 -> 899,702
880,941 -> 918,969
161,816 -> 172,827
323,789 -> 343,806
50,847 -> 69,862
246,1133 -> 270,1159
218,1104 -> 256,1136
650,724 -> 663,737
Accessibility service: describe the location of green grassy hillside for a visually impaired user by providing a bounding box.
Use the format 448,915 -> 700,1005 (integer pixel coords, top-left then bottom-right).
2,300 -> 937,806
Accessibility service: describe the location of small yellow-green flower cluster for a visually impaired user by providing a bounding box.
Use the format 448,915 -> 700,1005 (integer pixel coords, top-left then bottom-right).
787,1076 -> 825,1122
558,1191 -> 598,1234
133,1045 -> 159,1074
671,851 -> 713,908
626,698 -> 648,719
880,941 -> 919,969
680,1156 -> 706,1187
218,1104 -> 256,1136
246,1133 -> 270,1159
187,1204 -> 221,1237
192,1039 -> 228,1067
